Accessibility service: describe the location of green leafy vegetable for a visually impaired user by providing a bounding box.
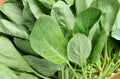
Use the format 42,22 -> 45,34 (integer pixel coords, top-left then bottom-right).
0,64 -> 20,79
0,36 -> 49,79
89,0 -> 120,63
0,0 -> 120,79
24,55 -> 60,77
0,19 -> 29,39
0,3 -> 24,24
30,15 -> 68,65
28,0 -> 44,19
67,33 -> 92,66
75,0 -> 87,15
19,73 -> 38,79
13,38 -> 38,56
23,2 -> 35,31
38,0 -> 55,9
111,29 -> 120,40
0,36 -> 33,72
73,7 -> 101,35
64,0 -> 74,7
51,1 -> 75,30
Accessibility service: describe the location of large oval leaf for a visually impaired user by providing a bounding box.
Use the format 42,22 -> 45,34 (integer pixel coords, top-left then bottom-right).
73,7 -> 101,35
0,3 -> 24,24
67,33 -> 92,66
51,1 -> 75,30
0,64 -> 20,79
30,15 -> 68,65
0,19 -> 29,39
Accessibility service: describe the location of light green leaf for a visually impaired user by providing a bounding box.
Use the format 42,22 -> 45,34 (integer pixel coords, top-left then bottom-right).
64,0 -> 74,7
51,1 -> 75,30
67,33 -> 92,66
0,19 -> 29,39
73,7 -> 101,35
111,29 -> 120,40
75,0 -> 87,15
85,0 -> 94,7
0,36 -> 33,72
0,3 -> 24,24
19,73 -> 38,79
30,15 -> 68,65
24,55 -> 60,77
38,0 -> 56,9
0,64 -> 20,79
13,38 -> 38,56
28,0 -> 44,19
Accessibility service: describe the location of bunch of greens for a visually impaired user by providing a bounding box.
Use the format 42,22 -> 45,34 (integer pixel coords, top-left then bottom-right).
0,0 -> 120,79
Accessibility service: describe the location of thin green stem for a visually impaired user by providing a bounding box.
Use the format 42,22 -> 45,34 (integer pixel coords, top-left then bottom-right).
81,65 -> 87,79
96,59 -> 102,71
102,42 -> 108,69
61,66 -> 64,79
67,62 -> 78,79
89,65 -> 93,79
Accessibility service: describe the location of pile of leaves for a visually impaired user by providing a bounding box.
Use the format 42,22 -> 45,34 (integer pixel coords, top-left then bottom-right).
0,0 -> 120,79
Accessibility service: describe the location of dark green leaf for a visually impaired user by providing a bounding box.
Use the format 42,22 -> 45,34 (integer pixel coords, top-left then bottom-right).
24,55 -> 60,77
30,15 -> 68,65
107,36 -> 115,54
89,0 -> 120,63
13,38 -> 38,56
91,0 -> 120,34
73,7 -> 101,35
23,2 -> 35,31
89,29 -> 107,63
67,33 -> 92,66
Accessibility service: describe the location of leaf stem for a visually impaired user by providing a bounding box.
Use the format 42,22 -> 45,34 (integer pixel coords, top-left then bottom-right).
81,62 -> 87,79
67,62 -> 78,79
60,65 -> 65,79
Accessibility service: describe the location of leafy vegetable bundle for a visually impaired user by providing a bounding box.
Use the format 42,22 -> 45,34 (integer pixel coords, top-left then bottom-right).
0,0 -> 120,79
